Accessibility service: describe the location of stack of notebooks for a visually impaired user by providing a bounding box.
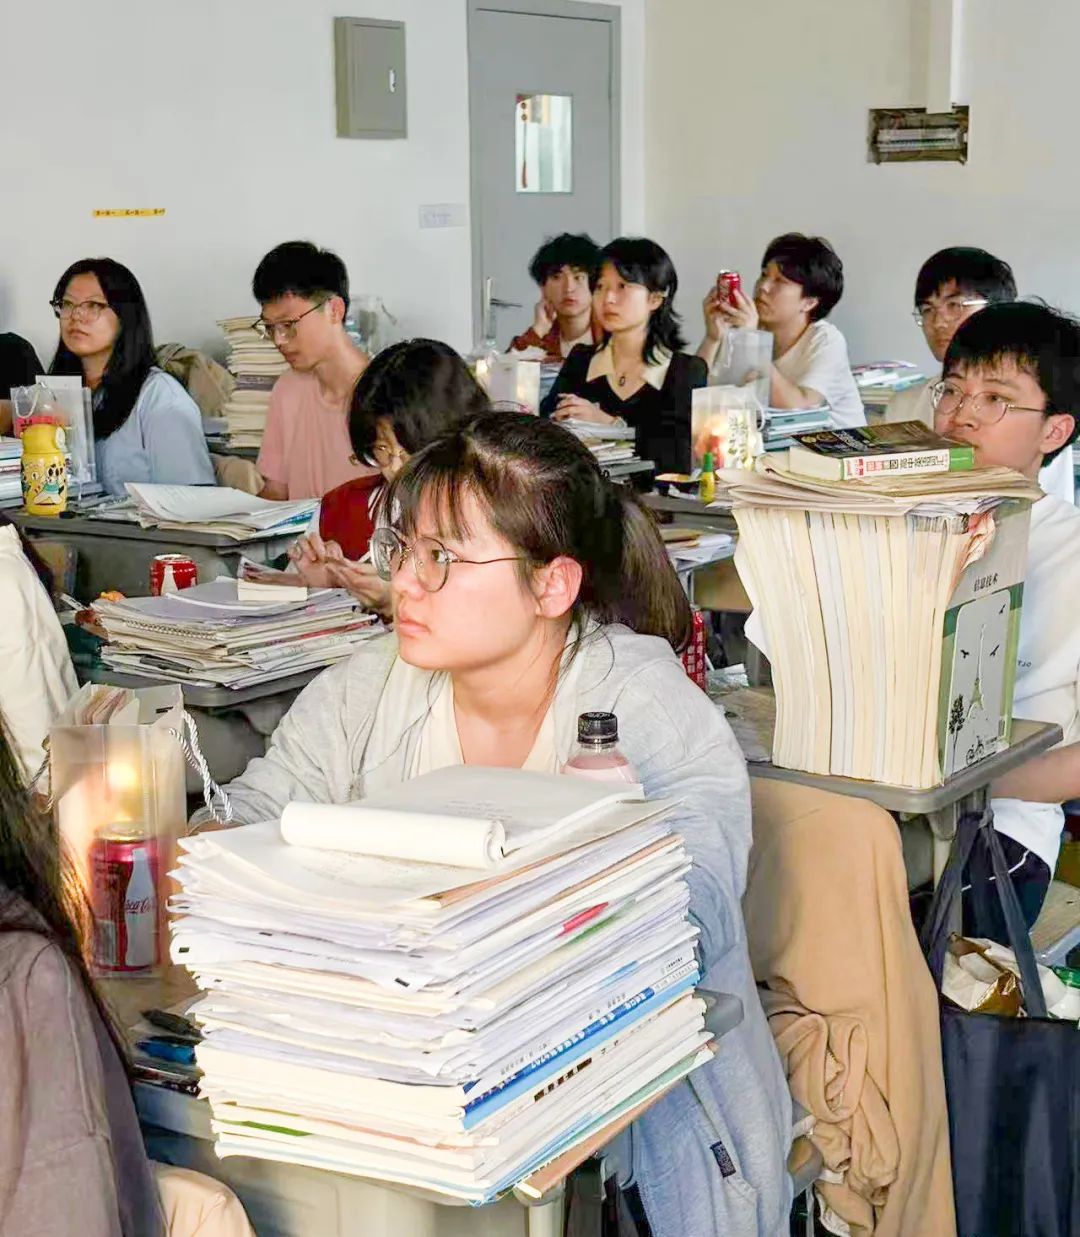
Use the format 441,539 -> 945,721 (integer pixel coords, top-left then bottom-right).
558,417 -> 638,466
93,577 -> 383,688
660,526 -> 736,571
218,317 -> 289,450
0,437 -> 22,508
852,361 -> 925,413
171,767 -> 713,1203
125,482 -> 316,541
761,407 -> 833,452
723,439 -> 1043,788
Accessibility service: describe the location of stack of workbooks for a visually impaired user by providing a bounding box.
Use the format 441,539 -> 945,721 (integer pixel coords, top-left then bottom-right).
94,578 -> 383,688
852,361 -> 925,413
558,417 -> 638,466
760,406 -> 833,452
0,437 -> 21,507
722,454 -> 1043,787
218,317 -> 288,450
125,482 -> 316,541
171,768 -> 713,1203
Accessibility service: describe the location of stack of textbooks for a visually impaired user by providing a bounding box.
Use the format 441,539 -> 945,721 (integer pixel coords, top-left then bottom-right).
722,451 -> 1042,787
0,437 -> 22,507
218,317 -> 288,450
124,482 -> 316,541
852,361 -> 925,413
171,768 -> 714,1202
761,406 -> 833,452
93,577 -> 383,689
558,416 -> 637,466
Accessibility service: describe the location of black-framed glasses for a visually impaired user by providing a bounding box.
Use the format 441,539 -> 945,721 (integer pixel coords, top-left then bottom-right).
930,379 -> 1045,427
371,527 -> 531,593
252,300 -> 326,342
912,296 -> 987,327
50,297 -> 111,322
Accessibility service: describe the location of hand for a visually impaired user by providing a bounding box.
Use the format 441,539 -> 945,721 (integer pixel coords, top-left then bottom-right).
326,559 -> 392,617
702,286 -> 732,343
552,395 -> 617,425
532,298 -> 556,338
287,532 -> 346,589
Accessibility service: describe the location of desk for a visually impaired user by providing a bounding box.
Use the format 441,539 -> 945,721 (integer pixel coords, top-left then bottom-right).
12,511 -> 298,599
751,718 -> 1063,881
99,969 -> 740,1237
642,491 -> 738,535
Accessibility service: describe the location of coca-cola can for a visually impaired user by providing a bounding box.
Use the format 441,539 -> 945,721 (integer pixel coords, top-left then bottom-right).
90,831 -> 161,974
150,553 -> 198,596
717,270 -> 742,308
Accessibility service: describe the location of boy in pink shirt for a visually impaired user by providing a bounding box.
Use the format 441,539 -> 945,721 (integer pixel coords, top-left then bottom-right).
252,241 -> 375,499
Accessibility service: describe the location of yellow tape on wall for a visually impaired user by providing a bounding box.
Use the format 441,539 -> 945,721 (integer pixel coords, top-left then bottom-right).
92,208 -> 167,218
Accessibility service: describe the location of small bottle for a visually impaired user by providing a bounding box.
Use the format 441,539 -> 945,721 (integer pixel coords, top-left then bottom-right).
563,712 -> 639,783
698,450 -> 716,504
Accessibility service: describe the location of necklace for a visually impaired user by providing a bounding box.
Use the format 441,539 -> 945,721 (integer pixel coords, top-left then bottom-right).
617,373 -> 627,387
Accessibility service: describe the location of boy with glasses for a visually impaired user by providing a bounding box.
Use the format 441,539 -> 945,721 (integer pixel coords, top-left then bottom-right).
934,301 -> 1080,936
889,246 -> 1073,501
252,241 -> 374,500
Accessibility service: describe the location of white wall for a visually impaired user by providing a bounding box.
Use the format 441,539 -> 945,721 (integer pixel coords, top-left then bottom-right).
1,0 -> 642,364
644,0 -> 1080,370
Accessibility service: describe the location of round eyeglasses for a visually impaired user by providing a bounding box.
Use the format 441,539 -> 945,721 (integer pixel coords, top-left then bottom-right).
911,297 -> 987,328
930,380 -> 1045,427
370,527 -> 531,593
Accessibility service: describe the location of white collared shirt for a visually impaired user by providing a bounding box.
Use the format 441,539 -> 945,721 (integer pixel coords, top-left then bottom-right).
586,341 -> 673,392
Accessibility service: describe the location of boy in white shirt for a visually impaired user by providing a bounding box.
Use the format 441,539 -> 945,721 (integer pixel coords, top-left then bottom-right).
933,301 -> 1080,936
888,246 -> 1074,502
697,232 -> 865,428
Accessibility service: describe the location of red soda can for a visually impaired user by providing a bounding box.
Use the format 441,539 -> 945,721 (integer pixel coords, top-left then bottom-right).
150,553 -> 198,596
90,830 -> 161,973
717,270 -> 742,308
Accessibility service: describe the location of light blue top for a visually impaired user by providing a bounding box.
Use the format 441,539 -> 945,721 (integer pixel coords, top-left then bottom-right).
95,368 -> 216,496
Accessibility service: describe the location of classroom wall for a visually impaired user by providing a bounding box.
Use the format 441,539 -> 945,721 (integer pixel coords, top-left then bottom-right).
1,0 -> 643,364
644,0 -> 1080,371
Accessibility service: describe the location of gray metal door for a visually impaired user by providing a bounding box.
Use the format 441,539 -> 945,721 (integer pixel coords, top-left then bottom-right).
469,1 -> 618,344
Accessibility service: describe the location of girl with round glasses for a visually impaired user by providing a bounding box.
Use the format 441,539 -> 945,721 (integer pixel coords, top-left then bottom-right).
48,258 -> 214,495
209,413 -> 792,1234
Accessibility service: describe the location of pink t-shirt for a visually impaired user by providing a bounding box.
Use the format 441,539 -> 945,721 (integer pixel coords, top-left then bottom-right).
256,369 -> 377,500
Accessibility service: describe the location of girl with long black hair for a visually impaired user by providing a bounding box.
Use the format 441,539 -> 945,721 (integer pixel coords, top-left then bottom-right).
540,236 -> 707,474
49,258 -> 215,494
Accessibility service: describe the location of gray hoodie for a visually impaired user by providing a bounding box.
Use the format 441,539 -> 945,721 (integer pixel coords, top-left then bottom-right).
209,624 -> 792,1235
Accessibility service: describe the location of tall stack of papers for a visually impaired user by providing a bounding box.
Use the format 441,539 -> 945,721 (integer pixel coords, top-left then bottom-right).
0,437 -> 21,507
218,317 -> 288,450
171,768 -> 713,1203
93,578 -> 383,688
723,458 -> 1043,787
125,483 -> 316,541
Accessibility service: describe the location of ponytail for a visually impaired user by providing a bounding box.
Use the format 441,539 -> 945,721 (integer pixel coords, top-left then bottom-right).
388,411 -> 693,651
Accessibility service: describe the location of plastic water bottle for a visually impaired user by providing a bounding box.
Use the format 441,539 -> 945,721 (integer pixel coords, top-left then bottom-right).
562,712 -> 639,783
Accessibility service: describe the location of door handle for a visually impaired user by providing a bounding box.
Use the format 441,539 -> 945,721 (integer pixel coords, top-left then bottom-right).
490,297 -> 523,309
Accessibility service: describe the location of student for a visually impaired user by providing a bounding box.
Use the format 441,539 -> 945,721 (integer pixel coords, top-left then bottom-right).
0,330 -> 41,435
887,246 -> 1074,502
204,413 -> 792,1234
49,259 -> 215,496
0,517 -> 77,783
253,241 -> 374,501
288,338 -> 490,614
540,237 -> 708,475
697,233 -> 864,427
933,302 -> 1080,936
507,232 -> 603,360
0,710 -> 166,1235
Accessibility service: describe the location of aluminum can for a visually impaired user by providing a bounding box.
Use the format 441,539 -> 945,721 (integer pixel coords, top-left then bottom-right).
150,553 -> 198,595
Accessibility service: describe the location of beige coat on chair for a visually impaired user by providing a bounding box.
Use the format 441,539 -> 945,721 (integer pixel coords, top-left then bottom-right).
744,777 -> 956,1237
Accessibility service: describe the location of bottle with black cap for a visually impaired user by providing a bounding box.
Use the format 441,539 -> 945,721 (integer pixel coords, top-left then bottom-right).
562,711 -> 639,783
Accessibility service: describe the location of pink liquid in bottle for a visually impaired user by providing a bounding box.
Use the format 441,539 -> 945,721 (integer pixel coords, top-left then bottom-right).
562,712 -> 639,783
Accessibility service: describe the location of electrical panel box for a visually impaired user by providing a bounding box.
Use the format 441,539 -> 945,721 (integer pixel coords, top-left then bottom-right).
334,17 -> 407,139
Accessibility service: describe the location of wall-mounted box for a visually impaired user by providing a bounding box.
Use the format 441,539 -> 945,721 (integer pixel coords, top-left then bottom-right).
334,17 -> 407,139
868,106 -> 968,164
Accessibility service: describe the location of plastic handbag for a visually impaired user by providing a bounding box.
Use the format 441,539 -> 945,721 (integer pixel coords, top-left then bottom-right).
920,809 -> 1080,1236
